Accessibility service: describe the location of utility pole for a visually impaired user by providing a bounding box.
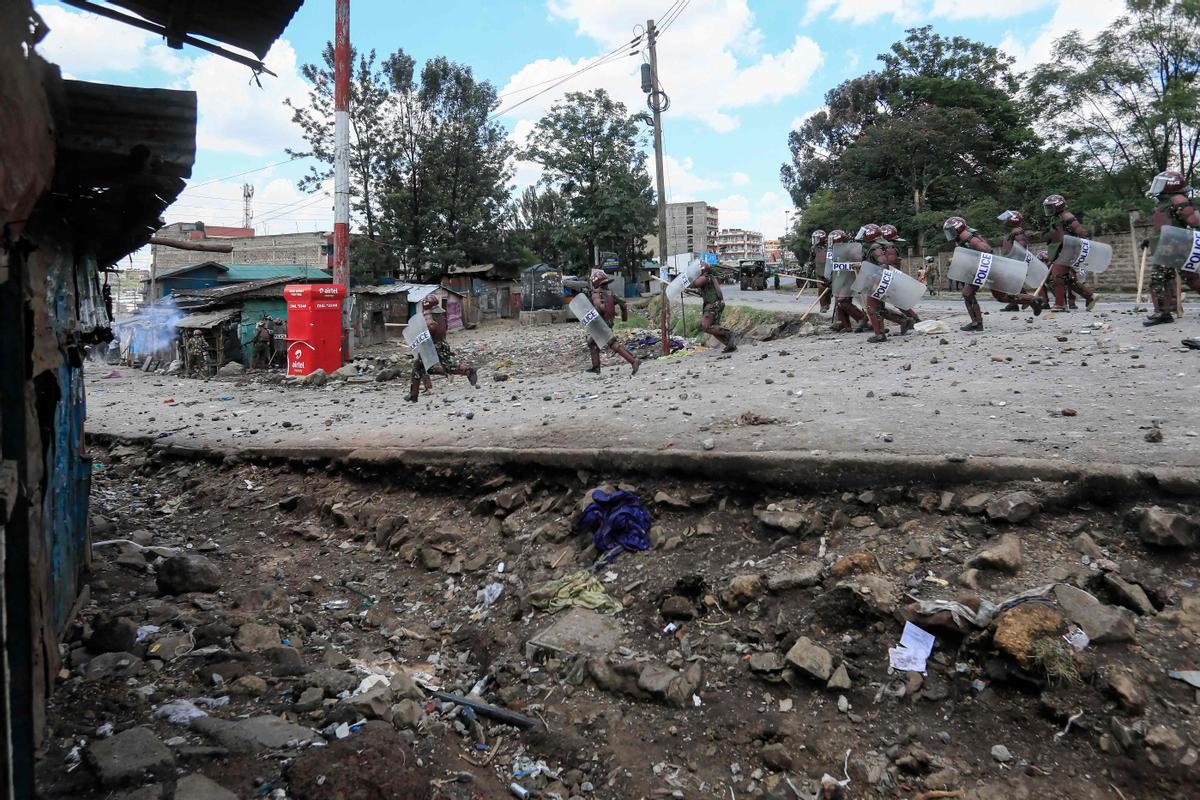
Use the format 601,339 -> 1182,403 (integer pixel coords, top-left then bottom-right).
241,183 -> 254,229
646,19 -> 670,356
334,0 -> 351,359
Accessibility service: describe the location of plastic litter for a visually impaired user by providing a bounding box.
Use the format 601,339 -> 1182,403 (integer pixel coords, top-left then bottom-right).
135,625 -> 160,643
152,699 -> 208,725
888,622 -> 935,673
479,582 -> 504,606
1168,669 -> 1200,689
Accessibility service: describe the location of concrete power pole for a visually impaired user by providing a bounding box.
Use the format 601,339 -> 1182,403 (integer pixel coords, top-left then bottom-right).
334,0 -> 351,359
241,183 -> 254,229
646,19 -> 671,356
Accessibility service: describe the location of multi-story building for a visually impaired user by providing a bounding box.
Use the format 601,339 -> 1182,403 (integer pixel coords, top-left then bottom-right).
151,221 -> 331,273
650,201 -> 719,258
717,228 -> 764,261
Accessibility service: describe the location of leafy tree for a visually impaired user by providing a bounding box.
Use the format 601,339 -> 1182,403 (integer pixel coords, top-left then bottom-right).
1027,0 -> 1200,199
286,45 -> 390,246
523,90 -> 656,274
511,186 -> 579,266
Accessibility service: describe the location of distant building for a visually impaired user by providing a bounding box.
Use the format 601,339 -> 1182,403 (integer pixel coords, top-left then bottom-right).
151,221 -> 331,273
646,201 -> 719,258
717,228 -> 764,261
764,239 -> 798,266
144,260 -> 331,301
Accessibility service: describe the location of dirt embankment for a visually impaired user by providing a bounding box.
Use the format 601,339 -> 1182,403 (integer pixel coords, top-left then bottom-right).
39,442 -> 1200,800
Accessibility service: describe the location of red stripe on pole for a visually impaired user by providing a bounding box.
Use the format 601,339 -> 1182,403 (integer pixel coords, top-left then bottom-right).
334,0 -> 350,115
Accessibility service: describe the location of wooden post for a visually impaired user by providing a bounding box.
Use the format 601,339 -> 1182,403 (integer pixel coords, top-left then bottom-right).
1134,248 -> 1148,311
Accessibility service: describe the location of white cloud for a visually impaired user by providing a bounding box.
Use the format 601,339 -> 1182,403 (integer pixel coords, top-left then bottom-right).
999,0 -> 1124,70
660,155 -> 722,199
930,0 -> 1053,19
715,191 -> 794,238
789,106 -> 825,133
803,0 -> 924,25
36,3 -> 158,73
731,172 -> 751,186
498,1 -> 823,133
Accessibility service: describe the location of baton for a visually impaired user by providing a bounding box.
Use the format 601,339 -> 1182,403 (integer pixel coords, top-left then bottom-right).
799,288 -> 829,323
1177,272 -> 1184,317
1133,248 -> 1148,311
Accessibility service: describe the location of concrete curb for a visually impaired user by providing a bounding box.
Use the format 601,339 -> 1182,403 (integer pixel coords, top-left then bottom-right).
88,431 -> 1200,499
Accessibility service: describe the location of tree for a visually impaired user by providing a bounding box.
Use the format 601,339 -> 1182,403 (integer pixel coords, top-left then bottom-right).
286,45 -> 390,246
1027,0 -> 1200,200
511,186 -> 578,266
523,90 -> 656,273
289,46 -> 513,280
781,28 -> 1038,253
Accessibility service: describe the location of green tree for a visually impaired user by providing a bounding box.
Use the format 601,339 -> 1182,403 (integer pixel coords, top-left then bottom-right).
511,186 -> 579,266
1027,0 -> 1200,198
523,90 -> 656,273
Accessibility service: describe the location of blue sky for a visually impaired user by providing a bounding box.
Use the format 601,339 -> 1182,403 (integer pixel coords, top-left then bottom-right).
35,0 -> 1124,268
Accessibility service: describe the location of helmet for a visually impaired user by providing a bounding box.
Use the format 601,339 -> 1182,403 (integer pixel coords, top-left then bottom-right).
855,223 -> 882,242
943,216 -> 967,242
811,229 -> 827,246
879,224 -> 900,241
828,229 -> 847,244
997,210 -> 1024,228
422,295 -> 440,310
591,268 -> 610,287
1043,194 -> 1067,216
1035,250 -> 1049,263
192,330 -> 203,337
924,256 -> 935,264
1147,170 -> 1186,197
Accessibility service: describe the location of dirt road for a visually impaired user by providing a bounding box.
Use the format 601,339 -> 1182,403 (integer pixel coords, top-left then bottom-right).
87,306 -> 1200,468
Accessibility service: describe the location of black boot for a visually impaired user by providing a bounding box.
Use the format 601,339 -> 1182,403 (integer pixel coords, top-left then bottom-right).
468,368 -> 478,387
1001,303 -> 1020,312
960,321 -> 983,332
1144,312 -> 1174,327
1030,298 -> 1043,316
867,333 -> 887,343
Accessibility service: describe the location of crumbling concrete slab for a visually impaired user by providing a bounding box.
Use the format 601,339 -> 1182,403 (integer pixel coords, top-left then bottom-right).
525,607 -> 623,662
88,726 -> 174,786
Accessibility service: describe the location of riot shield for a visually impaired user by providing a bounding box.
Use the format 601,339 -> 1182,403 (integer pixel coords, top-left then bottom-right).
828,243 -> 862,297
404,311 -> 439,370
852,261 -> 883,295
569,293 -> 614,347
665,261 -> 703,301
869,267 -> 926,310
1008,242 -> 1048,290
1058,236 -> 1111,274
947,248 -> 1026,295
823,248 -> 835,280
1152,225 -> 1200,272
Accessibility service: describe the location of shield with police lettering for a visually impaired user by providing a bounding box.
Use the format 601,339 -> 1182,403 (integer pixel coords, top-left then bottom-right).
947,247 -> 1026,295
568,293 -> 614,347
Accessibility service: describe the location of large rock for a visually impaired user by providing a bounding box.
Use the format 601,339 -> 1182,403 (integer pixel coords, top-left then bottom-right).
176,773 -> 239,800
1138,507 -> 1197,548
1053,584 -> 1137,644
967,534 -> 1022,574
85,652 -> 144,681
87,616 -> 138,654
233,623 -> 282,653
767,563 -> 822,592
834,575 -> 901,616
829,552 -> 881,578
722,574 -> 763,608
754,508 -> 811,536
217,362 -> 244,376
1101,573 -> 1155,616
191,715 -> 318,753
300,368 -> 328,386
525,608 -> 623,662
960,493 -> 993,515
636,661 -> 703,707
88,726 -> 173,786
985,491 -> 1040,523
784,637 -> 833,682
992,603 -> 1064,668
156,555 -> 222,595
659,595 -> 697,621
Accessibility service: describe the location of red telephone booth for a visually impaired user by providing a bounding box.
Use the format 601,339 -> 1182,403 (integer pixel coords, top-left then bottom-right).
285,284 -> 344,376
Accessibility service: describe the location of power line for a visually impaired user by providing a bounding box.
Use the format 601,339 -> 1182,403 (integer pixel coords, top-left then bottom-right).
658,0 -> 692,35
490,40 -> 640,119
254,193 -> 331,225
187,156 -> 310,190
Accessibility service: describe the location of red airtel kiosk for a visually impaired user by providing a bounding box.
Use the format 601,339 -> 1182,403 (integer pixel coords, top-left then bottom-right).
284,284 -> 345,376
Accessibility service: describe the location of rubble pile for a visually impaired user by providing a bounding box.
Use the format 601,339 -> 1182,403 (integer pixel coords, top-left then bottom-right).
39,444 -> 1200,799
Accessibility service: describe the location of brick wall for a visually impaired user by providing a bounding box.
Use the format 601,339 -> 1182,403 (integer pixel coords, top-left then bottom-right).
152,231 -> 328,271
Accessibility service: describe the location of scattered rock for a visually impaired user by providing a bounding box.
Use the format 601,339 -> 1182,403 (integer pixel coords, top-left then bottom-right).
826,663 -> 852,690
217,362 -> 244,376
654,491 -> 690,509
754,508 -> 810,536
1101,573 -> 1155,616
1145,725 -> 1185,751
88,726 -> 174,786
1073,533 -> 1103,559
992,604 -> 1064,668
1104,672 -> 1144,714
191,715 -> 318,753
722,574 -> 763,608
525,608 -> 624,662
748,652 -> 785,673
660,595 -> 697,621
1138,506 -> 1197,548
990,744 -> 1013,763
389,698 -> 423,730
961,493 -> 993,515
295,686 -> 325,712
85,652 -> 144,681
784,637 -> 832,682
175,773 -> 238,800
86,616 -> 138,654
1053,584 -> 1137,644
829,552 -> 881,578
967,533 -> 1022,574
766,563 -> 822,592
985,491 -> 1040,523
834,575 -> 901,616
233,622 -> 282,653
156,555 -> 222,595
231,675 -> 269,696
301,368 -> 328,386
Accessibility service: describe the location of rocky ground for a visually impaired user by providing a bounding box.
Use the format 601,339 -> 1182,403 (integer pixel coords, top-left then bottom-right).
36,441 -> 1200,799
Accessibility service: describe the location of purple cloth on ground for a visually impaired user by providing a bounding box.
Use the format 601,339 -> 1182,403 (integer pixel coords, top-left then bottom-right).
581,489 -> 652,559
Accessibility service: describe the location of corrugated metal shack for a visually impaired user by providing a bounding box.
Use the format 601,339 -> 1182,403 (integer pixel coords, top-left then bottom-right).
443,263 -> 520,325
0,2 -> 302,796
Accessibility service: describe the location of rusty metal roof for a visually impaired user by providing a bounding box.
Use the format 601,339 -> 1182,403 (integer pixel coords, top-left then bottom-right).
104,1 -> 304,59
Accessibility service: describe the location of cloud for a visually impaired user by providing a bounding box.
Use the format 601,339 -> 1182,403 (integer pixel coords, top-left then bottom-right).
660,155 -> 722,199
36,3 -> 160,74
930,0 -> 1053,19
497,1 -> 823,133
731,172 -> 751,186
998,0 -> 1124,70
803,0 -> 924,25
789,106 -> 825,133
185,40 -> 310,156
715,191 -> 794,238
